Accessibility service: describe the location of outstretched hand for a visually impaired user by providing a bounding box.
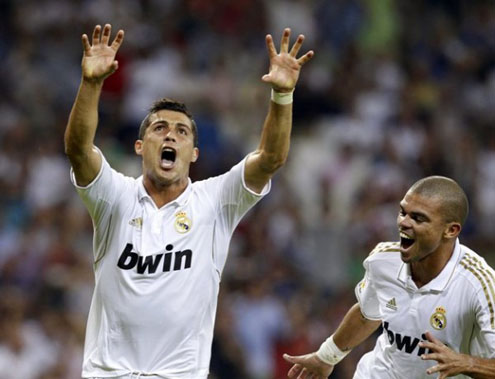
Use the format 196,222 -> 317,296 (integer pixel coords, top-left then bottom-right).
420,331 -> 468,378
262,28 -> 314,93
283,352 -> 334,379
81,24 -> 124,82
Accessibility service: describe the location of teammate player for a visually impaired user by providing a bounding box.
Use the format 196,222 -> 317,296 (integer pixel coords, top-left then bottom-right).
64,24 -> 313,378
284,176 -> 495,378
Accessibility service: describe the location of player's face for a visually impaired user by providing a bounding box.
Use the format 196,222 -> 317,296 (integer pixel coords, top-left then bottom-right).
397,191 -> 449,264
135,110 -> 198,188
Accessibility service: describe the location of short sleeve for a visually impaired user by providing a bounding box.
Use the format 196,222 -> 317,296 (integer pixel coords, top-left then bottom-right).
355,258 -> 382,321
70,150 -> 133,224
199,155 -> 270,233
195,155 -> 271,273
70,150 -> 135,261
470,285 -> 495,358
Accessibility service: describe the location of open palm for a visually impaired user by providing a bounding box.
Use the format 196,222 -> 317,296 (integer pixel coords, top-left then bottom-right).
262,28 -> 314,92
81,24 -> 124,82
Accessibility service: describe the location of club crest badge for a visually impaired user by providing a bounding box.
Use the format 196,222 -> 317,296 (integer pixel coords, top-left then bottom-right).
359,279 -> 366,292
129,217 -> 143,230
430,306 -> 447,330
174,211 -> 192,233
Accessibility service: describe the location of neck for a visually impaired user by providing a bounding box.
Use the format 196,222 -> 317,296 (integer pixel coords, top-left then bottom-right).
143,176 -> 188,208
410,240 -> 456,288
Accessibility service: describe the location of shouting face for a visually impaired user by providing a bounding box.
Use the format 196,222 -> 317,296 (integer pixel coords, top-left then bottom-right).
397,191 -> 453,264
135,109 -> 199,190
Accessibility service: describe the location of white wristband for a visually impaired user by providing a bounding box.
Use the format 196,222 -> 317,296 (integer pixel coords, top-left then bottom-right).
271,89 -> 294,105
316,335 -> 351,366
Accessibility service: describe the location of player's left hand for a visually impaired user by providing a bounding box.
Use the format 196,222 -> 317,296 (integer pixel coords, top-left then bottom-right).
283,352 -> 334,379
419,331 -> 469,378
262,28 -> 314,93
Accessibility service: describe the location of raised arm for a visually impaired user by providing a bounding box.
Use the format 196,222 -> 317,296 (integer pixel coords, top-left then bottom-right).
64,24 -> 124,186
244,28 -> 313,193
283,303 -> 381,379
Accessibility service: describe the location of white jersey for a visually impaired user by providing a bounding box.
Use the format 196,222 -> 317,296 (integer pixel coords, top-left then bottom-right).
354,240 -> 495,379
71,152 -> 269,378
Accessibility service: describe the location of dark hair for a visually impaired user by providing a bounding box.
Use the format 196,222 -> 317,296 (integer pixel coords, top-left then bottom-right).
408,176 -> 469,226
138,98 -> 198,147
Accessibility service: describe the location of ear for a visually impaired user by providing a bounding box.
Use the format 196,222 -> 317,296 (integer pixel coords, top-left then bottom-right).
443,222 -> 461,240
191,147 -> 199,163
135,140 -> 143,156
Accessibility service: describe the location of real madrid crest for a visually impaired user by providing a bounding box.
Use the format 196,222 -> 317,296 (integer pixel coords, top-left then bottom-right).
430,306 -> 447,330
359,279 -> 366,291
174,211 -> 192,233
129,217 -> 143,230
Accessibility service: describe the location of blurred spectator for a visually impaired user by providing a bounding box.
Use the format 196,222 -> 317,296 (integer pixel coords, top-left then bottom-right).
232,278 -> 289,378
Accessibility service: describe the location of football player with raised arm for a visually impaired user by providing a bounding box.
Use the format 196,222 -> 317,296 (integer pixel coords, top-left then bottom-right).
64,24 -> 313,379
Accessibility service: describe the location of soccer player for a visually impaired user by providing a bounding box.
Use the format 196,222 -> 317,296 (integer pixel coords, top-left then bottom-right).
284,176 -> 495,379
64,24 -> 313,378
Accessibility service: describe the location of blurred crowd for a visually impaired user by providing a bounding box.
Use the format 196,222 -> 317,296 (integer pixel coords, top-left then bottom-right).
0,0 -> 494,378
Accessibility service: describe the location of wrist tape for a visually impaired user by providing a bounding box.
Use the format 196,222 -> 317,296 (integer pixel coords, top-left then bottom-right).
316,335 -> 351,365
271,89 -> 294,105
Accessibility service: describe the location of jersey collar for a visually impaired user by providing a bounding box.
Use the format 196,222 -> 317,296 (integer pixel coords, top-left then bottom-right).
397,239 -> 462,292
137,176 -> 193,208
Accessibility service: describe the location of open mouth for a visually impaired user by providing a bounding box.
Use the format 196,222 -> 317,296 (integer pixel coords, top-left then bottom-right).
400,231 -> 415,250
160,147 -> 176,169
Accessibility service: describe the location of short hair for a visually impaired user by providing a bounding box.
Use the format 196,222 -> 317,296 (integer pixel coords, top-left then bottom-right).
138,98 -> 198,147
408,176 -> 469,226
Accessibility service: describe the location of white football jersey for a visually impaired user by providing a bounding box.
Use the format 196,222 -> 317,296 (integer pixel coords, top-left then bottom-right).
71,151 -> 269,378
354,240 -> 495,379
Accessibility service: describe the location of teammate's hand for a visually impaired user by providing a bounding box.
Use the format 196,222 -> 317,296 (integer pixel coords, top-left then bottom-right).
420,331 -> 468,378
81,24 -> 124,82
283,352 -> 334,379
262,28 -> 314,93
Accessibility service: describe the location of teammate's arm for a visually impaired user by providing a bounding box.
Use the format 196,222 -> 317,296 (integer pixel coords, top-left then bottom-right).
244,28 -> 313,194
64,24 -> 124,186
420,331 -> 495,379
283,303 -> 381,379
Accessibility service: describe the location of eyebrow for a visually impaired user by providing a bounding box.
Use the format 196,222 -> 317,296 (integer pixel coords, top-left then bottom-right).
399,204 -> 430,220
150,119 -> 192,131
176,122 -> 192,131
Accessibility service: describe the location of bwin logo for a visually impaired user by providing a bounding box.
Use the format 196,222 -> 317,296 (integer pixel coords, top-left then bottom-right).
117,243 -> 192,274
383,322 -> 432,356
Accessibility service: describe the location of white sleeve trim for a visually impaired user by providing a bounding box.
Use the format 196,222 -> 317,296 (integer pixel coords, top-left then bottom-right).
354,261 -> 383,321
69,147 -> 105,190
354,285 -> 383,321
240,154 -> 271,197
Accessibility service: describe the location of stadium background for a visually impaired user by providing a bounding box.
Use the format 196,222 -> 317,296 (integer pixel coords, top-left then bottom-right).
0,0 -> 494,377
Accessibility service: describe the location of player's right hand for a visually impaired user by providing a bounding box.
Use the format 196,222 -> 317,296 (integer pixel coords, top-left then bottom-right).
81,24 -> 124,82
283,352 -> 334,378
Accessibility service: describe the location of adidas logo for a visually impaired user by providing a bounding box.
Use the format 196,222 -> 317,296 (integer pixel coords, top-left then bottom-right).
386,297 -> 398,311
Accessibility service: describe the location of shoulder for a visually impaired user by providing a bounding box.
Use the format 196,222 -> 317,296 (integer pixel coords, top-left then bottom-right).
368,241 -> 401,257
457,245 -> 495,295
189,173 -> 227,210
95,152 -> 139,187
74,152 -> 139,201
365,241 -> 401,264
363,241 -> 402,274
192,157 -> 260,198
190,174 -> 223,200
192,160 -> 244,187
